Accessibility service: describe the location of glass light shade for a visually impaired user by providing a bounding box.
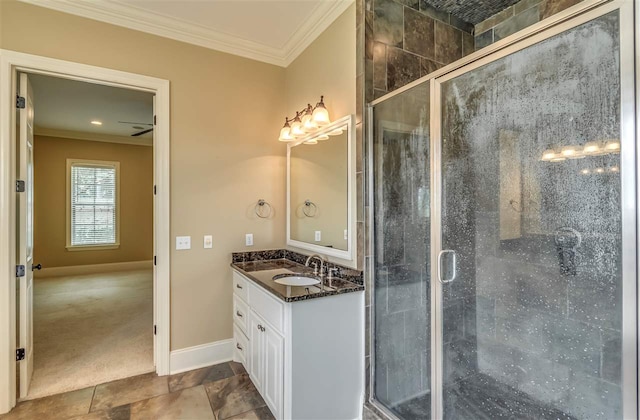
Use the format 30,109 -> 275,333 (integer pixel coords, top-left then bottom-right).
312,97 -> 330,126
583,141 -> 600,154
290,119 -> 305,137
595,167 -> 605,173
278,125 -> 294,142
604,140 -> 621,152
610,166 -> 620,172
561,145 -> 578,157
305,139 -> 318,145
316,134 -> 330,141
302,114 -> 318,132
328,128 -> 344,136
541,149 -> 556,161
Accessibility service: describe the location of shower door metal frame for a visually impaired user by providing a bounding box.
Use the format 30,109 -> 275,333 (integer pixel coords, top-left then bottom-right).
366,0 -> 638,419
430,1 -> 637,419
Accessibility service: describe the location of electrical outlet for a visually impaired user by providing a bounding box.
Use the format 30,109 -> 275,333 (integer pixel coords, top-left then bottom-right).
176,236 -> 191,250
245,233 -> 254,246
315,231 -> 321,242
204,235 -> 213,249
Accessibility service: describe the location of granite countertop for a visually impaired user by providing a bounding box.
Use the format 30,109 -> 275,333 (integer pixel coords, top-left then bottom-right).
231,258 -> 364,303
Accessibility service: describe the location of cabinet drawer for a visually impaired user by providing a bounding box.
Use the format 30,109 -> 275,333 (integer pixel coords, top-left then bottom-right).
233,324 -> 249,367
232,271 -> 248,301
248,283 -> 285,334
233,295 -> 249,334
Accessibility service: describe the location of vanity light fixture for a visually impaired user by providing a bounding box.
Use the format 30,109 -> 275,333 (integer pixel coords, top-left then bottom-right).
604,139 -> 621,152
317,134 -> 330,141
541,139 -> 621,161
277,96 -> 331,142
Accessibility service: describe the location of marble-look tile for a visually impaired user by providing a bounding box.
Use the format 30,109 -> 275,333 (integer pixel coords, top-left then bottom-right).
541,0 -> 583,19
372,42 -> 387,91
475,6 -> 515,34
474,29 -> 494,50
204,374 -> 267,420
90,373 -> 168,412
365,11 -> 374,60
129,386 -> 214,420
168,363 -> 235,393
396,0 -> 419,10
374,89 -> 387,100
72,405 -> 131,420
462,31 -> 474,56
418,1 -> 450,23
435,21 -> 462,64
226,406 -> 274,420
373,0 -> 404,47
515,0 -> 542,14
0,387 -> 94,420
494,5 -> 540,41
449,14 -> 474,33
420,58 -> 440,77
386,47 -> 421,91
403,7 -> 435,60
229,361 -> 246,376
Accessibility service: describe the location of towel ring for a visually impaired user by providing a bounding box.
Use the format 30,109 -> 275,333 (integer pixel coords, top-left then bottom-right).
255,199 -> 272,219
303,200 -> 317,217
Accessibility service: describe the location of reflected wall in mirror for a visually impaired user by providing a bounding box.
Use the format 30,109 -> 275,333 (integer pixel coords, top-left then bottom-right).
287,115 -> 355,263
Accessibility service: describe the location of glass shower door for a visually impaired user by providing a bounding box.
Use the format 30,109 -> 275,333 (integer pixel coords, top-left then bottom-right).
435,5 -> 635,420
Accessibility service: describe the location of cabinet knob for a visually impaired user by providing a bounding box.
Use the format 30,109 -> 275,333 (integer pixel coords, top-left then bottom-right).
236,311 -> 243,318
236,343 -> 243,350
257,324 -> 262,331
236,284 -> 243,289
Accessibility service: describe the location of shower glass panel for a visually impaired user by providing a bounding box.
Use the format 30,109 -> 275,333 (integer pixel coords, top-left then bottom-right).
439,11 -> 623,420
372,83 -> 431,419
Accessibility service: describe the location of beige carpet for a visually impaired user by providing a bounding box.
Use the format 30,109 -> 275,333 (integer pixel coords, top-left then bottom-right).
24,269 -> 154,400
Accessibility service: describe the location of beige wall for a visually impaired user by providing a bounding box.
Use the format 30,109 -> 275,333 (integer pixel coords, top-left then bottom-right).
1,0 -> 287,351
33,135 -> 153,268
0,1 -> 356,351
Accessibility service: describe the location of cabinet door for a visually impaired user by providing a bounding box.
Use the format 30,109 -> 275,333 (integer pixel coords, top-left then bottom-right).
248,311 -> 264,392
263,325 -> 284,419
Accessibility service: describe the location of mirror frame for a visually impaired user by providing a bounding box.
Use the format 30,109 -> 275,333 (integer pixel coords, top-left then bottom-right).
286,114 -> 356,266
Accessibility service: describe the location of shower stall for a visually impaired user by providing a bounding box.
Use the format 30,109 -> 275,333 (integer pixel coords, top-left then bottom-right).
367,1 -> 637,419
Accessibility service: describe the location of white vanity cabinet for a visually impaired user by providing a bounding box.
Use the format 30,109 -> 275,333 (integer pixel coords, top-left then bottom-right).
232,269 -> 364,420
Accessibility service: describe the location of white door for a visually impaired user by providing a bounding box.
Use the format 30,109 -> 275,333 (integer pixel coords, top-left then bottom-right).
17,73 -> 35,398
152,95 -> 156,367
263,325 -> 283,419
248,311 -> 264,392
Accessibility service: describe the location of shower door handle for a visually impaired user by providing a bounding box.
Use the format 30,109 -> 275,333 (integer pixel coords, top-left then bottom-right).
438,250 -> 457,284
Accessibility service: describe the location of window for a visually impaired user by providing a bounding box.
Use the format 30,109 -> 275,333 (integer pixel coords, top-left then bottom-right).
67,159 -> 120,249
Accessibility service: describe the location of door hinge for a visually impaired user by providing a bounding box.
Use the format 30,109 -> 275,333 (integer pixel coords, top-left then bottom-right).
16,96 -> 26,109
153,256 -> 157,266
154,325 -> 157,335
153,185 -> 157,195
16,348 -> 25,361
16,265 -> 25,278
153,115 -> 157,126
16,180 -> 25,193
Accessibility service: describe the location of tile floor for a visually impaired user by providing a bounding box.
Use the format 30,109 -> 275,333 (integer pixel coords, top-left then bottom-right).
1,361 -> 275,420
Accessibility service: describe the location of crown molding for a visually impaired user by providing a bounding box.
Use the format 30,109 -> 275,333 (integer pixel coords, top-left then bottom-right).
18,0 -> 354,68
35,127 -> 153,147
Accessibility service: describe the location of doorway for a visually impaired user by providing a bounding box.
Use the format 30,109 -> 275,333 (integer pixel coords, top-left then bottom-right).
0,51 -> 171,414
16,72 -> 156,400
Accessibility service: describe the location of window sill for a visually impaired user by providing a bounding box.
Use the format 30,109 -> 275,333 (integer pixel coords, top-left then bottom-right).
66,243 -> 120,252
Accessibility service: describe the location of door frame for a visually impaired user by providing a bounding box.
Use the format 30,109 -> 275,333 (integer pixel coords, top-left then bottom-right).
429,1 -> 636,419
0,49 -> 171,414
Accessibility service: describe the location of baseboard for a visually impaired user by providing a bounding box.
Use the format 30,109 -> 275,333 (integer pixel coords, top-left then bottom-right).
170,339 -> 234,375
36,260 -> 153,278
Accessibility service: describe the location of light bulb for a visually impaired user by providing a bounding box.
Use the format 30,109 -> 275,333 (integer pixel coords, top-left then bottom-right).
610,166 -> 619,173
604,140 -> 620,152
583,141 -> 600,154
595,167 -> 605,173
278,119 -> 294,142
305,139 -> 318,145
312,96 -> 330,126
561,145 -> 578,157
328,128 -> 344,136
581,169 -> 590,175
290,112 -> 304,137
316,134 -> 330,141
541,149 -> 556,161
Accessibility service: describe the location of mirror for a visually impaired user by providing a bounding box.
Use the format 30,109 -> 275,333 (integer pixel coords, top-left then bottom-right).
287,115 -> 355,264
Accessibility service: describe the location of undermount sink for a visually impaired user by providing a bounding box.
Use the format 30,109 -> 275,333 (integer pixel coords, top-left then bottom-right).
273,274 -> 320,287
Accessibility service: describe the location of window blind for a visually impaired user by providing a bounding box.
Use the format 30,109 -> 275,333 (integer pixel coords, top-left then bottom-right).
70,164 -> 117,246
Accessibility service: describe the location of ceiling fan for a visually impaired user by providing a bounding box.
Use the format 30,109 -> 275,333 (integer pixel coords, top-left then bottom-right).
118,121 -> 153,137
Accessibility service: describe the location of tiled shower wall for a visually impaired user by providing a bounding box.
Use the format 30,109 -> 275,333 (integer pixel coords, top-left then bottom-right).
474,0 -> 585,48
364,0 -> 475,103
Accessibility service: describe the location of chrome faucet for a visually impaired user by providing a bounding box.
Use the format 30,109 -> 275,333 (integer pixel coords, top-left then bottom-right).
305,254 -> 326,291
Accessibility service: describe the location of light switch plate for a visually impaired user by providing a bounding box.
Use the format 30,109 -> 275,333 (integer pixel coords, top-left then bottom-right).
204,235 -> 213,249
315,231 -> 321,242
176,236 -> 191,250
344,229 -> 348,240
245,233 -> 254,246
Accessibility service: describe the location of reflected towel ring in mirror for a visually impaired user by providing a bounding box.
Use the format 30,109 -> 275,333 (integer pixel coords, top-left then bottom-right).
255,199 -> 272,219
303,200 -> 317,217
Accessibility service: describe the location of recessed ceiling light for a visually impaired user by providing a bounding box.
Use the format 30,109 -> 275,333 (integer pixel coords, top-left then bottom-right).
90,120 -> 102,126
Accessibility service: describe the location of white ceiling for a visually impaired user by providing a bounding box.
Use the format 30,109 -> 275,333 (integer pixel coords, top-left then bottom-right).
28,73 -> 154,141
20,0 -> 354,67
